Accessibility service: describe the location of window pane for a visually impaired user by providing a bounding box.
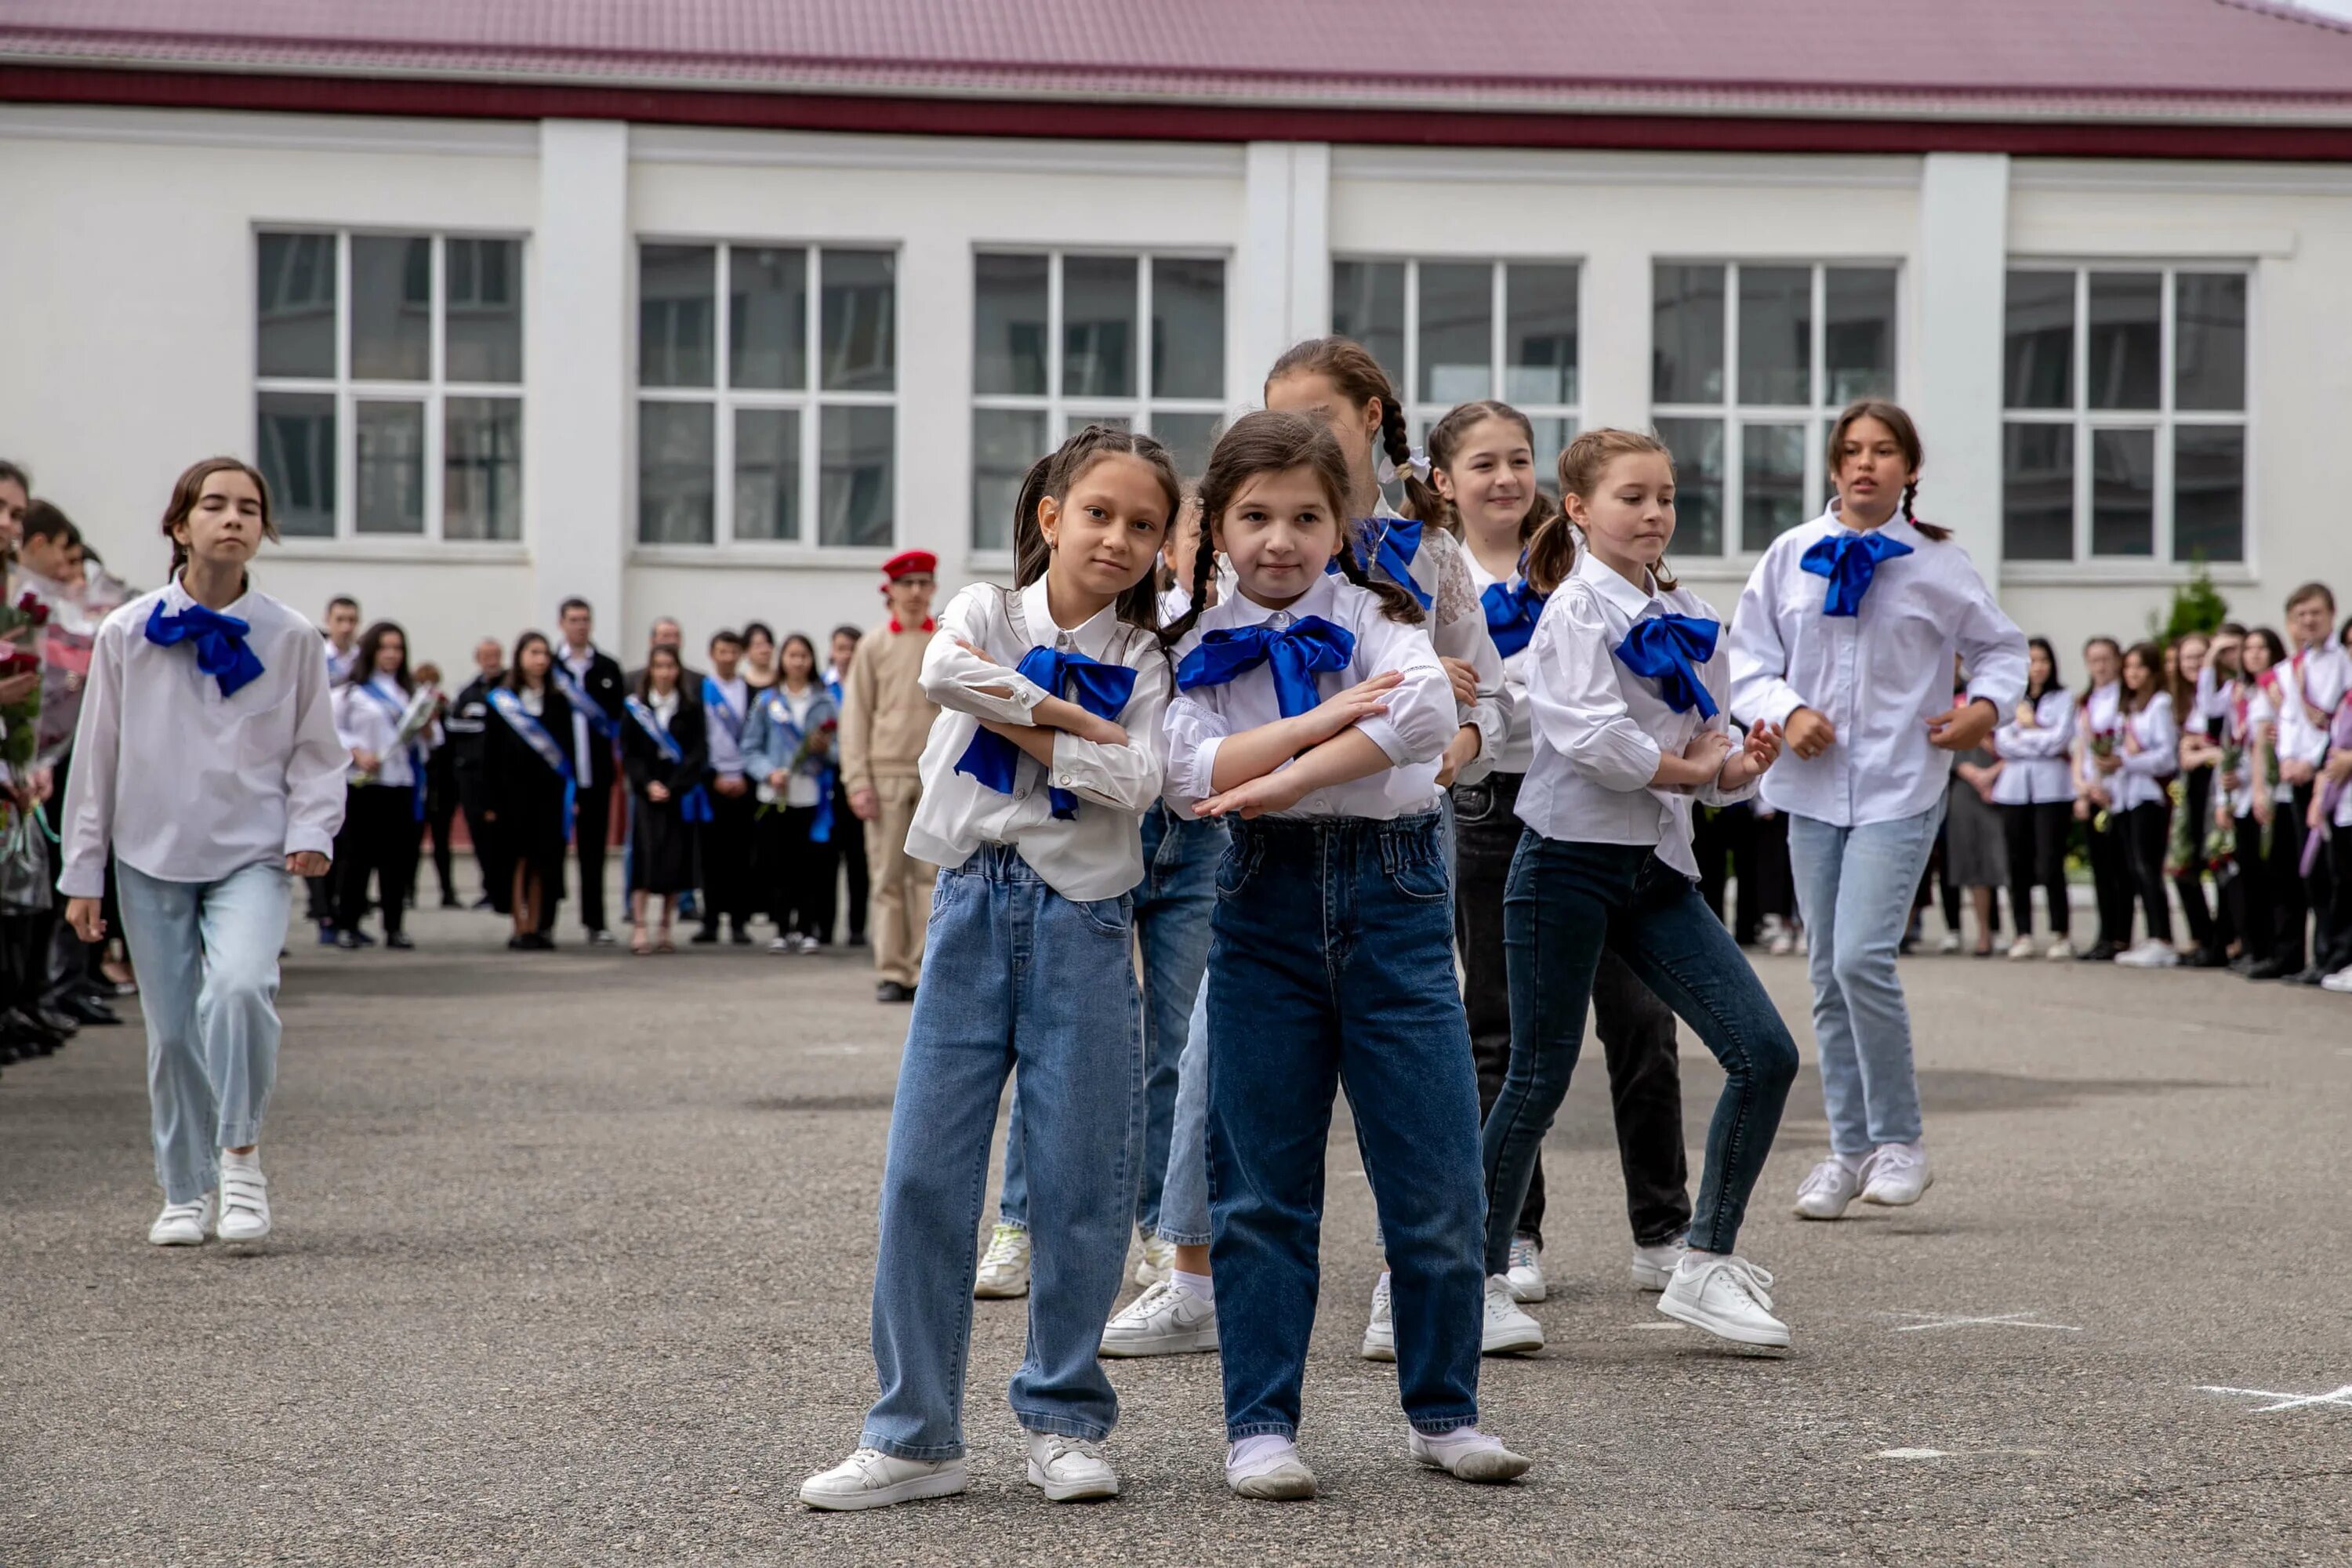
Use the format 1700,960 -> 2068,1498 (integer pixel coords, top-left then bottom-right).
1062,255 -> 1138,399
1063,412 -> 1131,439
1741,421 -> 1808,551
637,401 -> 714,543
734,407 -> 802,543
256,392 -> 336,536
350,235 -> 430,382
975,253 -> 1049,397
2088,271 -> 2161,410
1331,261 -> 1406,382
354,400 -> 425,535
1653,416 -> 1724,555
2003,270 -> 2074,410
820,251 -> 897,393
640,245 -> 715,390
1652,264 -> 1725,404
1504,263 -> 1578,406
1152,257 -> 1225,401
444,238 -> 522,384
972,408 -> 1046,552
1417,263 -> 1492,405
731,247 -> 807,391
1737,267 -> 1811,408
444,397 -> 521,541
1151,411 -> 1222,482
1824,267 -> 1896,405
2002,423 -> 2074,561
820,405 -> 894,546
256,233 -> 337,379
2175,273 -> 2247,413
2173,425 -> 2245,563
1529,416 -> 1577,476
2089,427 -> 2155,557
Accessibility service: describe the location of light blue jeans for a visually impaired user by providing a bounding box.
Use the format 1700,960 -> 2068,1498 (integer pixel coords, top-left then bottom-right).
862,844 -> 1144,1461
1154,976 -> 1214,1246
115,861 -> 292,1205
1788,800 -> 1945,1156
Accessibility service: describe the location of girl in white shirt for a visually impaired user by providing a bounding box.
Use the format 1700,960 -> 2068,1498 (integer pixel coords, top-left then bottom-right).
61,458 -> 347,1247
1991,637 -> 2075,959
329,621 -> 441,952
2223,629 -> 2298,973
1729,401 -> 2027,1221
2109,641 -> 2182,967
2072,637 -> 2135,960
1486,428 -> 1798,1350
800,426 -> 1179,1515
1161,408 -> 1529,1501
742,632 -> 837,953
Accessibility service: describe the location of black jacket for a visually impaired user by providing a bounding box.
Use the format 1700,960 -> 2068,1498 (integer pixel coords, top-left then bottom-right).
621,691 -> 710,800
448,671 -> 503,774
556,647 -> 626,787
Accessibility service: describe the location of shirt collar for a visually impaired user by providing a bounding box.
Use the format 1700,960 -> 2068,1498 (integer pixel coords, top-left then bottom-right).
1018,577 -> 1126,658
1819,503 -> 1922,551
1572,545 -> 1660,622
1226,569 -> 1341,630
164,575 -> 252,621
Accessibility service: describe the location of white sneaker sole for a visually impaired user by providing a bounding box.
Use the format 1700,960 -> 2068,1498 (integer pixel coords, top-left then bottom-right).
800,1466 -> 968,1512
1026,1459 -> 1118,1502
1098,1323 -> 1219,1358
147,1225 -> 207,1247
1481,1323 -> 1544,1356
1361,1330 -> 1396,1363
1414,1446 -> 1534,1483
973,1276 -> 1029,1300
1629,1259 -> 1675,1291
1656,1293 -> 1791,1349
1860,1171 -> 1933,1207
216,1221 -> 272,1243
1230,1462 -> 1317,1501
1792,1195 -> 1853,1221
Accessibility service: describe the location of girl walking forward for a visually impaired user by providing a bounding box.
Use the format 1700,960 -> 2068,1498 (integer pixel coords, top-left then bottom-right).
1729,401 -> 2027,1221
1483,429 -> 1798,1348
60,458 -> 347,1245
1163,410 -> 1528,1501
800,426 -> 1180,1512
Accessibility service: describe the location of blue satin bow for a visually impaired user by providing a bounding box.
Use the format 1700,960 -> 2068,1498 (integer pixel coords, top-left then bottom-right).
145,599 -> 264,697
1176,615 -> 1356,720
1613,613 -> 1722,719
1481,569 -> 1545,659
954,647 -> 1138,820
1800,529 -> 1914,617
1323,517 -> 1435,610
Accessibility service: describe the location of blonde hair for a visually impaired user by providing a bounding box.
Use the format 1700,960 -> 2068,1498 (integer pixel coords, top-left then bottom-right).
1523,428 -> 1677,595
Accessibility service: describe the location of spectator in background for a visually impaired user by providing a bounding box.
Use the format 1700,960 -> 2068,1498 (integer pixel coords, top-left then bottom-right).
822,623 -> 868,946
309,595 -> 362,942
554,599 -> 625,946
838,554 -> 938,1003
742,622 -> 779,695
415,662 -> 463,910
744,631 -> 838,953
695,629 -> 756,946
448,637 -> 507,912
619,644 -> 706,955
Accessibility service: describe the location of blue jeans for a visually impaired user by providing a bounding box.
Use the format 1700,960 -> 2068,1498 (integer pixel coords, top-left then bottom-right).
997,804 -> 1222,1236
1207,812 -> 1485,1441
862,845 -> 1143,1460
1788,802 -> 1944,1156
1154,975 -> 1214,1246
115,861 -> 292,1205
1485,837 -> 1798,1266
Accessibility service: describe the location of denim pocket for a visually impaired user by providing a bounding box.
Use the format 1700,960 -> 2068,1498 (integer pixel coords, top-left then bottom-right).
927,871 -> 964,923
1214,837 -> 1261,899
1385,848 -> 1451,905
1452,780 -> 1497,826
1073,891 -> 1134,938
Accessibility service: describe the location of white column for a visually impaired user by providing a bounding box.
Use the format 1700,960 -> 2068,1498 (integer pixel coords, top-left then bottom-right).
1913,152 -> 2010,574
528,119 -> 630,628
1234,143 -> 1332,401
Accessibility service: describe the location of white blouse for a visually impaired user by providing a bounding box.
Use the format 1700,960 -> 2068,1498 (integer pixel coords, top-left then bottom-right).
1460,546 -> 1539,776
2075,681 -> 2122,800
1991,688 -> 2075,806
1516,549 -> 1751,879
1163,570 -> 1454,825
2111,691 -> 2178,813
907,579 -> 1173,902
332,675 -> 439,789
2221,686 -> 2282,818
2275,641 -> 2351,767
1363,501 -> 1512,786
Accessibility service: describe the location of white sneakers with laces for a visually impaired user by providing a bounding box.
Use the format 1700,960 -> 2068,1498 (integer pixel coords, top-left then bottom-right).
1503,1236 -> 1546,1303
1859,1142 -> 1933,1206
1025,1432 -> 1119,1501
216,1153 -> 270,1243
2005,935 -> 2038,961
1099,1278 -> 1218,1357
799,1447 -> 968,1512
2321,963 -> 2352,993
1482,1273 -> 1544,1356
1793,1156 -> 1861,1220
1629,1237 -> 1689,1291
147,1193 -> 213,1247
1132,1230 -> 1176,1289
1657,1254 -> 1789,1348
973,1222 -> 1030,1298
1360,1273 -> 1396,1361
2114,938 -> 2181,968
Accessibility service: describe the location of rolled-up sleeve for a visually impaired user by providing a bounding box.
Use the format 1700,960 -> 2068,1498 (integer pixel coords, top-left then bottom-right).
2122,694 -> 2178,777
1996,692 -> 2074,760
1160,681 -> 1229,810
919,587 -> 1044,724
1529,590 -> 1662,793
56,620 -> 124,898
1050,649 -> 1171,815
1356,618 -> 1454,768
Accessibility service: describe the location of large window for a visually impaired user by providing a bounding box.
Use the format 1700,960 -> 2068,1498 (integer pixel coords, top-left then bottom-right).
255,230 -> 524,543
1650,262 -> 1898,557
971,251 -> 1226,551
637,243 -> 898,549
2002,267 -> 2248,565
1330,259 -> 1581,463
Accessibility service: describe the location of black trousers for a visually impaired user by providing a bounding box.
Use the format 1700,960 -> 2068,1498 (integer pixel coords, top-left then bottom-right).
2121,800 -> 2174,945
2084,806 -> 2133,947
1749,809 -> 1796,922
1692,802 -> 1759,945
2002,800 -> 2072,941
2172,767 -> 2223,954
698,789 -> 757,933
575,771 -> 615,934
771,805 -> 835,939
423,782 -> 458,906
456,769 -> 510,913
336,785 -> 421,938
2294,781 -> 2335,967
818,781 -> 867,943
1453,771 -> 1691,1250
2321,819 -> 2352,975
2265,794 -> 2310,967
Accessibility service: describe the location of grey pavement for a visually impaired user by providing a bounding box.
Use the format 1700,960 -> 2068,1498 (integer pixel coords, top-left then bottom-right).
5,878 -> 2350,1566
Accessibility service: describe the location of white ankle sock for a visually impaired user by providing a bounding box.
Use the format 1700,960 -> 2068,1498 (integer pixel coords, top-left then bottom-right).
1835,1152 -> 1867,1177
221,1148 -> 260,1173
1172,1268 -> 1214,1305
1417,1426 -> 1504,1458
1227,1435 -> 1298,1478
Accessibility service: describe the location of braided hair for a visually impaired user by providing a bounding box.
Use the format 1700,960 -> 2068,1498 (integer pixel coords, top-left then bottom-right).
1265,336 -> 1447,534
1825,400 -> 1951,543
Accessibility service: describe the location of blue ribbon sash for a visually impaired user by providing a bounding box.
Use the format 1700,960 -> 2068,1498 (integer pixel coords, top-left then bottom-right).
1800,529 -> 1914,617
550,659 -> 614,738
145,600 -> 264,698
762,691 -> 835,844
953,647 -> 1138,820
354,678 -> 430,820
702,676 -> 746,746
1613,613 -> 1722,719
1175,615 -> 1357,720
1481,564 -> 1545,659
487,687 -> 577,842
624,695 -> 713,823
1323,517 -> 1435,611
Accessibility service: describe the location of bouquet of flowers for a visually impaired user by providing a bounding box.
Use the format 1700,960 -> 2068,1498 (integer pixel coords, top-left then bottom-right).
350,683 -> 441,787
789,715 -> 839,775
0,592 -> 49,775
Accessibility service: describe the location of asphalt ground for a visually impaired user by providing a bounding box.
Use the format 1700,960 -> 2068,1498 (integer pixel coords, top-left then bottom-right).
4,873 -> 2349,1566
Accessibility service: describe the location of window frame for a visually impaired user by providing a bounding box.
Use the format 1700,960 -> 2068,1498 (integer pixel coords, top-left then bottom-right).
252,227 -> 528,550
631,238 -> 902,559
1647,259 -> 1904,562
1998,262 -> 2254,572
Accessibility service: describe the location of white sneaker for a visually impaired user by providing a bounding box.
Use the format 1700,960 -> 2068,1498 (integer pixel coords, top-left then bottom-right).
794,933 -> 822,953
2045,937 -> 2075,962
2114,938 -> 2180,969
1482,1273 -> 1544,1356
1657,1254 -> 1789,1348
147,1193 -> 213,1247
1099,1278 -> 1218,1357
799,1447 -> 968,1512
1937,934 -> 1962,955
1793,1156 -> 1860,1221
2321,964 -> 2352,993
1766,931 -> 1796,957
216,1156 -> 270,1243
1504,1236 -> 1546,1303
1758,914 -> 1788,948
1408,1426 -> 1534,1483
1025,1432 -> 1118,1502
974,1222 -> 1030,1298
1361,1274 -> 1396,1362
768,935 -> 796,954
1226,1437 -> 1317,1501
1133,1229 -> 1176,1289
2006,936 -> 2038,961
1860,1142 -> 1933,1206
1630,1237 -> 1689,1292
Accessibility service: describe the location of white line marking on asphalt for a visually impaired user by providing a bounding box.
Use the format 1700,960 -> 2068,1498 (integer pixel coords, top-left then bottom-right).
1883,1310 -> 2084,1333
1876,1448 -> 1950,1459
2198,1383 -> 2352,1413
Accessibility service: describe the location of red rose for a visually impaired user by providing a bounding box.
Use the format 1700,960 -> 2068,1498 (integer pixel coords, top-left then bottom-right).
25,604 -> 47,626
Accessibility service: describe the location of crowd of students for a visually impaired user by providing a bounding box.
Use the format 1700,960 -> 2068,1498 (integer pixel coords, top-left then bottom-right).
9,327 -> 2345,1510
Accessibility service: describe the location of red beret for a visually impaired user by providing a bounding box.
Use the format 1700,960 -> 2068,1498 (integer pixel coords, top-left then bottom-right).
882,550 -> 937,583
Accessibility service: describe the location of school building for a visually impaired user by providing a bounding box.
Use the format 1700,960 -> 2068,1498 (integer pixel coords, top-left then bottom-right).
4,0 -> 2351,664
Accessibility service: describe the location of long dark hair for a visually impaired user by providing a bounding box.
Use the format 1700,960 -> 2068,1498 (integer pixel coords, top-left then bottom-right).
779,632 -> 819,690
1826,400 -> 1951,543
1265,336 -> 1443,528
348,620 -> 413,694
633,644 -> 684,702
2119,640 -> 2165,714
1425,399 -> 1557,546
1169,410 -> 1423,647
2025,636 -> 2064,703
506,631 -> 552,693
1011,423 -> 1182,644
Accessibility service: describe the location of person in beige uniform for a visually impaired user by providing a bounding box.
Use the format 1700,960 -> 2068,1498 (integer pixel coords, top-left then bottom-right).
840,550 -> 942,1003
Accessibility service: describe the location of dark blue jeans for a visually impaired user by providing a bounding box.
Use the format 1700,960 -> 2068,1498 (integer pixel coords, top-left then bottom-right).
1486,834 -> 1798,1270
1207,812 -> 1486,1441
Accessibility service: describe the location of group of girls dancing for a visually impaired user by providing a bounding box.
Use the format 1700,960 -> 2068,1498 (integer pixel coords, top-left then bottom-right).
798,339 -> 2027,1511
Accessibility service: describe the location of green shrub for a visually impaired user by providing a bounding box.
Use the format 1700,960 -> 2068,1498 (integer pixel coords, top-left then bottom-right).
2154,559 -> 2229,641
